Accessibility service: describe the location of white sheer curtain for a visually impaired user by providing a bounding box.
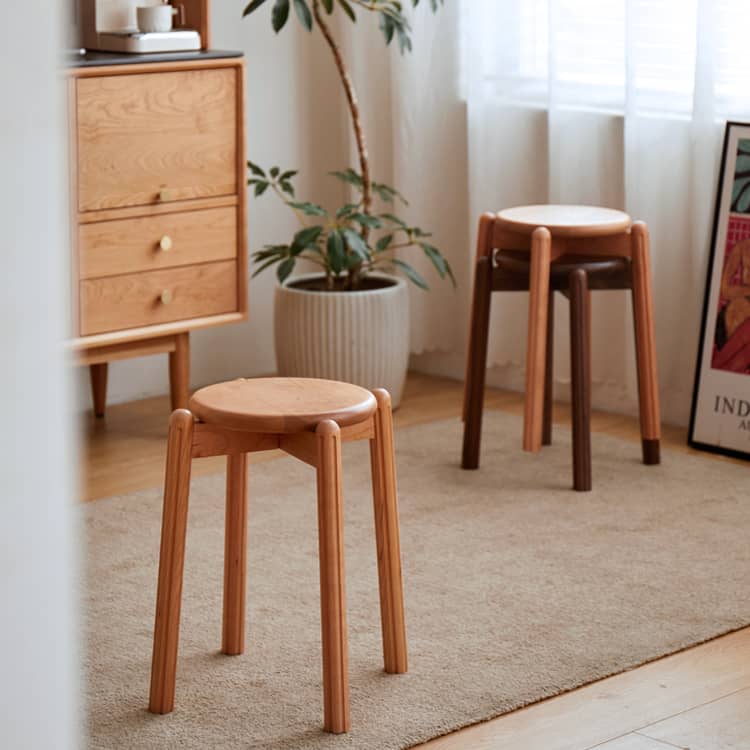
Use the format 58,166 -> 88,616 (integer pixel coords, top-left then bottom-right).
348,1 -> 748,425
458,0 -> 749,425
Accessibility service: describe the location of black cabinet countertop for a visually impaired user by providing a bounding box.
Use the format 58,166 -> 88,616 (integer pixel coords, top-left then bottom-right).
67,49 -> 243,68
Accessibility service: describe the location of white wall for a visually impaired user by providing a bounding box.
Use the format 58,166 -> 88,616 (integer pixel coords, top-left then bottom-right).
75,3 -> 347,410
0,5 -> 78,749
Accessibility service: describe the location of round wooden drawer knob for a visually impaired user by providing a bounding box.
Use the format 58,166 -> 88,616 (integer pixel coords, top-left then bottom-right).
159,235 -> 173,251
158,188 -> 174,202
160,289 -> 174,305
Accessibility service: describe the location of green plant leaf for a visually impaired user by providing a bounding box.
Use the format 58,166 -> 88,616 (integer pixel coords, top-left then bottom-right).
352,213 -> 383,229
279,181 -> 295,197
330,169 -> 364,189
277,256 -> 296,283
270,166 -> 280,178
243,0 -> 270,17
336,203 -> 359,219
321,0 -> 334,13
341,228 -> 370,261
272,0 -> 289,31
247,161 -> 266,177
379,13 -> 395,45
288,201 -> 327,216
372,181 -> 408,205
375,234 -> 393,252
280,170 -> 298,181
419,242 -> 455,285
381,213 -> 407,228
393,259 -> 429,289
292,0 -> 313,30
337,0 -> 356,22
254,181 -> 270,197
327,231 -> 345,274
252,254 -> 284,278
291,225 -> 323,254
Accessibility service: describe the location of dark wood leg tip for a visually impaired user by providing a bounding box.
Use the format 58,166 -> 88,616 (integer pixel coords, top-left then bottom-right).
461,456 -> 480,470
642,439 -> 660,465
573,478 -> 592,492
94,411 -> 105,419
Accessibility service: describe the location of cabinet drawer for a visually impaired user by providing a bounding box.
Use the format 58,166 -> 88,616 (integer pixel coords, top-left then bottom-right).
79,206 -> 237,279
76,68 -> 238,212
80,260 -> 237,335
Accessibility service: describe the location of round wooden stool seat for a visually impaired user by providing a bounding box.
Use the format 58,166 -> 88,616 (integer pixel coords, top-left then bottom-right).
496,204 -> 631,237
189,377 -> 378,433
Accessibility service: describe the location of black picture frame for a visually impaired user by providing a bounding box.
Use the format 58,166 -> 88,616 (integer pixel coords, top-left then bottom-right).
688,121 -> 750,461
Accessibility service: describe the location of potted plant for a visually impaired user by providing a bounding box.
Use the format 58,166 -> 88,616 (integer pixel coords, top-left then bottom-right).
242,0 -> 452,406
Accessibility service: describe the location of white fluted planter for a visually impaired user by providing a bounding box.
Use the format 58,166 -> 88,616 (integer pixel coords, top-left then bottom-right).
274,273 -> 410,408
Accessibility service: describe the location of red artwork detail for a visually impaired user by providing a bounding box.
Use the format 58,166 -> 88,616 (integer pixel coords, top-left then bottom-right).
712,213 -> 750,374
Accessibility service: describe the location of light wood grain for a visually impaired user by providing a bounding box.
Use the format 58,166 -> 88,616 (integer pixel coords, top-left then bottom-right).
80,260 -> 237,336
590,734 -> 679,749
77,68 -> 237,212
189,378 -> 378,434
524,226 -> 552,452
630,222 -> 661,444
168,332 -> 190,411
222,453 -> 248,656
315,420 -> 351,733
177,0 -> 210,48
79,206 -> 236,279
638,688 -> 750,750
149,409 -> 194,714
77,195 -> 238,225
89,362 -> 108,418
72,312 -> 245,350
417,628 -> 750,750
370,389 -> 408,674
496,205 -> 632,238
78,336 -> 176,366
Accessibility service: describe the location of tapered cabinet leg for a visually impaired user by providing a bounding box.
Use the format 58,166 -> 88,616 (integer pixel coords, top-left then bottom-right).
315,420 -> 350,734
90,363 -> 108,418
149,409 -> 194,714
542,292 -> 555,446
524,227 -> 552,453
222,453 -> 248,656
169,332 -> 190,411
461,255 -> 493,469
570,270 -> 592,492
369,389 -> 408,675
630,222 -> 661,465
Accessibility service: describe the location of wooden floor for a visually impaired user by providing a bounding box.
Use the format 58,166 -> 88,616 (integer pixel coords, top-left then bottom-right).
81,372 -> 749,750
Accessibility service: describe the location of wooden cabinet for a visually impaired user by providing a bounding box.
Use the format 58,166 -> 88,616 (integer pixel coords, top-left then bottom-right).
69,55 -> 247,416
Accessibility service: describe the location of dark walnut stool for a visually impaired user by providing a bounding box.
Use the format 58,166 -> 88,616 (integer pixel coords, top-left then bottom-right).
462,205 -> 661,491
148,378 -> 408,734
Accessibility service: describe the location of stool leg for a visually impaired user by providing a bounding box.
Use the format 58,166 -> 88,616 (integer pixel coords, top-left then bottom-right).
149,409 -> 194,714
631,222 -> 661,464
570,270 -> 592,492
524,227 -> 552,453
222,453 -> 248,656
462,255 -> 493,469
370,389 -> 408,675
315,420 -> 350,734
542,292 -> 555,446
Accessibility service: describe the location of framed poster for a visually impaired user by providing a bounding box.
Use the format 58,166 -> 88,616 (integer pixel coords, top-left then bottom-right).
689,121 -> 750,460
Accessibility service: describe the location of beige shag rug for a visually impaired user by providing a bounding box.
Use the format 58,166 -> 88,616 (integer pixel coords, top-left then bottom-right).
84,411 -> 750,750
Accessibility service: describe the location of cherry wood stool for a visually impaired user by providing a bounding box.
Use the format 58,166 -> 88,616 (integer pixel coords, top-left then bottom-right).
462,205 -> 661,490
148,378 -> 408,734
